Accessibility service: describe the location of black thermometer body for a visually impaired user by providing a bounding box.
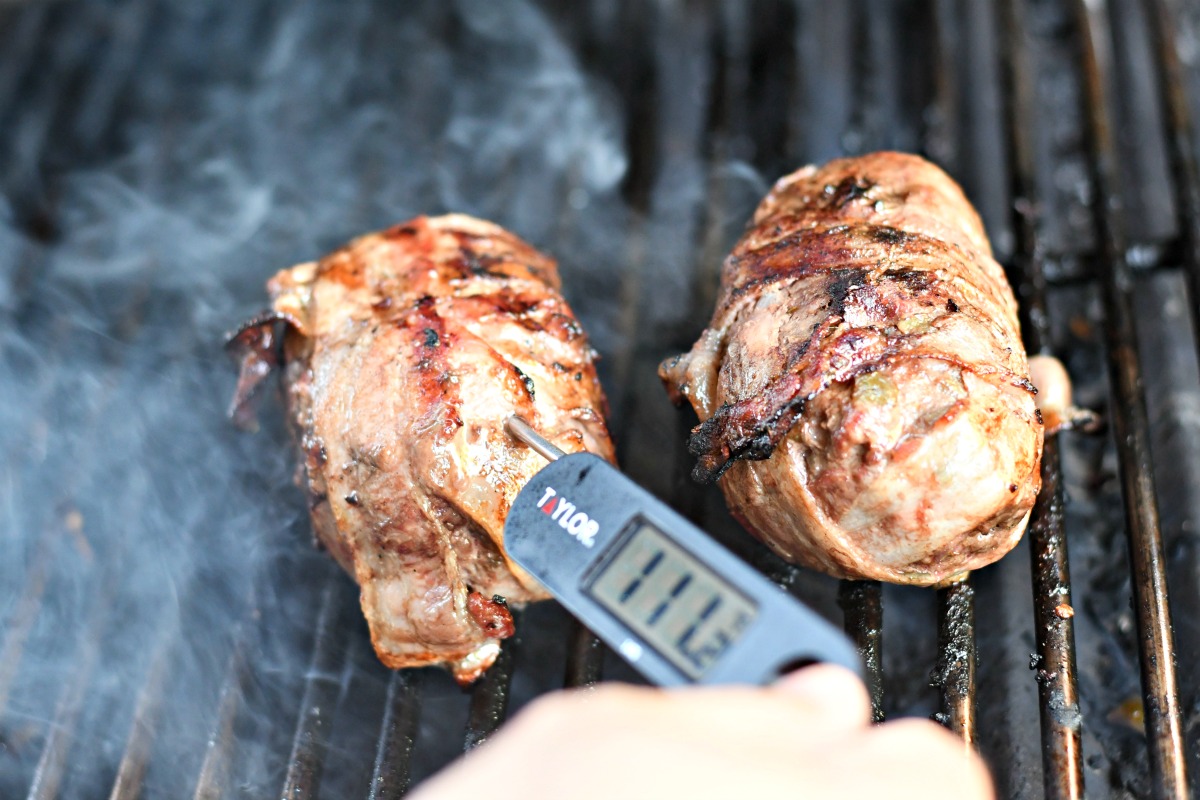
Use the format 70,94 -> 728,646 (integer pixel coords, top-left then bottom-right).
503,452 -> 862,686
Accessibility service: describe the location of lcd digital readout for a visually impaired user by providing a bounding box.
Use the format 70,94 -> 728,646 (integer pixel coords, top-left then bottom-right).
585,519 -> 757,679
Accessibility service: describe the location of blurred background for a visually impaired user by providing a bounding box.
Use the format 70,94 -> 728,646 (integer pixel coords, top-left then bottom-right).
2,0 -> 1200,797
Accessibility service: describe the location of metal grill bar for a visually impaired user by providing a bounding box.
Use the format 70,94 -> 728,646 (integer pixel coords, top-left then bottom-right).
192,640 -> 248,800
998,0 -> 1086,795
25,599 -> 106,800
1134,0 -> 1200,298
837,581 -> 884,722
366,671 -> 421,800
934,581 -> 977,746
460,609 -> 523,753
0,2 -> 48,122
281,580 -> 352,800
69,0 -> 153,152
0,545 -> 48,715
462,614 -> 521,752
1071,0 -> 1188,795
1026,440 -> 1083,796
108,635 -> 171,800
563,620 -> 603,688
0,4 -> 98,202
1144,0 -> 1200,787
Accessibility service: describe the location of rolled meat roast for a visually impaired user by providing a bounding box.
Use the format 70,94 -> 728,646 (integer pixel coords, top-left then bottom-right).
660,152 -> 1042,586
230,214 -> 615,682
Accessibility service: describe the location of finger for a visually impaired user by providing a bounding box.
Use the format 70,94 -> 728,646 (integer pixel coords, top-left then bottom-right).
851,719 -> 996,800
771,663 -> 871,728
560,679 -> 863,750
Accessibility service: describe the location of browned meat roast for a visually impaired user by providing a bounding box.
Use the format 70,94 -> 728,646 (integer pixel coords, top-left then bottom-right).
660,152 -> 1042,586
230,214 -> 615,682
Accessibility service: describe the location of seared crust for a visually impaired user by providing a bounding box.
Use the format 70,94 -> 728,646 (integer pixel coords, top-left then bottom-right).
660,152 -> 1042,585
235,214 -> 615,681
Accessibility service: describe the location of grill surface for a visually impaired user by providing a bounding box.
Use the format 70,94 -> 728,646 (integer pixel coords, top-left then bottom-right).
2,0 -> 1200,797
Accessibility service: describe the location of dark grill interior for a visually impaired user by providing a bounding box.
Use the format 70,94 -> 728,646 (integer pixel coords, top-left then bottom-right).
3,0 -> 1200,797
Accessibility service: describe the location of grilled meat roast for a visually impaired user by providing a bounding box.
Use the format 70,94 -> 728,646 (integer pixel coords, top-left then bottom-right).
230,214 -> 615,682
660,152 -> 1042,586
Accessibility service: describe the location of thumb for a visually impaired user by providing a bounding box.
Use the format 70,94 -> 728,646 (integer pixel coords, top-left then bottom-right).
771,663 -> 872,728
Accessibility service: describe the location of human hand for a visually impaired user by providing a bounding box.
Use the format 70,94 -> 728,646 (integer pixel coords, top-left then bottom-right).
408,664 -> 994,800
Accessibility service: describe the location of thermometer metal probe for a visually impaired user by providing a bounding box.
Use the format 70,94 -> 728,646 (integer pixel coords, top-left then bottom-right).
503,416 -> 862,687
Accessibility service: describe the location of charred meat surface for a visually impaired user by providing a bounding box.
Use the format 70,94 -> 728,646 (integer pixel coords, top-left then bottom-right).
660,152 -> 1042,586
230,214 -> 615,682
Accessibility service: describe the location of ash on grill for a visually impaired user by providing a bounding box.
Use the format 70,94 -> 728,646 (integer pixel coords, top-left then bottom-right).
2,1 -> 1200,798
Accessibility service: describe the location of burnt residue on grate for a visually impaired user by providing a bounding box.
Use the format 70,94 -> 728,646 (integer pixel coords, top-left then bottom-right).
3,0 -> 1200,798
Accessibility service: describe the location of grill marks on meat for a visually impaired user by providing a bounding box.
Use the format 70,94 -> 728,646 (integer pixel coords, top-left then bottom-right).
660,153 -> 1043,586
230,215 -> 615,682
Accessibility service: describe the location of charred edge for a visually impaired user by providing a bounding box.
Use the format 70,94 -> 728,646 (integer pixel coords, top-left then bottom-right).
726,224 -> 957,301
881,267 -> 934,292
511,364 -> 536,400
459,247 -> 510,279
871,225 -> 913,246
452,290 -> 572,341
946,298 -> 960,312
825,268 -> 871,317
450,228 -> 554,285
685,310 -> 843,481
479,290 -> 545,327
822,176 -> 876,208
685,254 -> 976,482
688,396 -> 807,483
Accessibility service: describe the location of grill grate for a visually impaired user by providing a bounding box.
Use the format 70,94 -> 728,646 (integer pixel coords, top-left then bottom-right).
2,0 -> 1200,797
1072,0 -> 1186,793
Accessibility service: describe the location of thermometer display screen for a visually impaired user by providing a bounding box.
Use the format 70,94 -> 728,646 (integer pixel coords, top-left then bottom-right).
585,518 -> 757,679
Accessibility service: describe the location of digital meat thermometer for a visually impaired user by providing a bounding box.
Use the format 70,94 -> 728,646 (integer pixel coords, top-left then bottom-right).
502,416 -> 862,687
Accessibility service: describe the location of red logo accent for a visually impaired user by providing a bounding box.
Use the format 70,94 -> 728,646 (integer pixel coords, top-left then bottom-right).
542,498 -> 557,515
